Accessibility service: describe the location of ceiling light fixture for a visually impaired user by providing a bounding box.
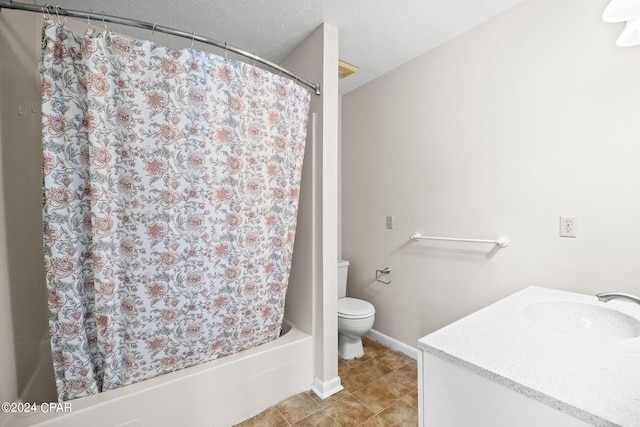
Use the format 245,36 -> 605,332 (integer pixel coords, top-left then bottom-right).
603,0 -> 640,46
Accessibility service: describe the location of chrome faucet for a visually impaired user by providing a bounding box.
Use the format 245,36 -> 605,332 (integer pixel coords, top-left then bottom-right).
596,292 -> 640,305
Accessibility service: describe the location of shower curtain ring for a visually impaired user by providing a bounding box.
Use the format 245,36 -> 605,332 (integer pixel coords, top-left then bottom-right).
224,42 -> 228,61
152,22 -> 157,37
54,5 -> 61,24
101,11 -> 109,31
56,5 -> 67,24
43,4 -> 53,20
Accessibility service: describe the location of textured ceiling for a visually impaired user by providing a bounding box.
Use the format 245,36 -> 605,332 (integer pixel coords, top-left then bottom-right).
50,0 -> 528,94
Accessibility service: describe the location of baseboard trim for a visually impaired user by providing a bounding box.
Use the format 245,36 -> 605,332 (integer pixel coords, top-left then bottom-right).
366,329 -> 418,360
311,376 -> 344,400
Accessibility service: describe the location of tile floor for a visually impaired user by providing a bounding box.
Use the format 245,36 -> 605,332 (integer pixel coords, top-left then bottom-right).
235,337 -> 418,426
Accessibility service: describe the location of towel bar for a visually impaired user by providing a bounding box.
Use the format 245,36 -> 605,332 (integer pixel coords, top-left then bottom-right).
410,233 -> 509,248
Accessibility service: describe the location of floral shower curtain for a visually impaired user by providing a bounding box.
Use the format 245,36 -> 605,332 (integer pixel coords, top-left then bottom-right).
41,20 -> 310,401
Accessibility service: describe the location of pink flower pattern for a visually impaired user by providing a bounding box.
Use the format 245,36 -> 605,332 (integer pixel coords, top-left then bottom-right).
41,22 -> 310,401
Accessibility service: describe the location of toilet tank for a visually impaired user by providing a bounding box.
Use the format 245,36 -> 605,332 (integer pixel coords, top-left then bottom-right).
337,260 -> 349,299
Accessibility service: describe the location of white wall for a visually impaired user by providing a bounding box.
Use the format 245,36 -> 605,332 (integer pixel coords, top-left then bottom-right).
283,23 -> 341,398
341,0 -> 640,349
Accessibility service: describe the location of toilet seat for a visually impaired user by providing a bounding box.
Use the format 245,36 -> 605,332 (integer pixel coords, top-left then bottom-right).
338,297 -> 375,319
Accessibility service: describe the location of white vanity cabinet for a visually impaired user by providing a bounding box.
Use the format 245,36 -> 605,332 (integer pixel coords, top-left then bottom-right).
418,351 -> 590,427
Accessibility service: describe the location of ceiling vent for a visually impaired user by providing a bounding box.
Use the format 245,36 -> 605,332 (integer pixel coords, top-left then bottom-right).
338,60 -> 359,79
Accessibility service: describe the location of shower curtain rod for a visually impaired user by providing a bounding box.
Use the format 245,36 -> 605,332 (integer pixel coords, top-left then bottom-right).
0,0 -> 322,96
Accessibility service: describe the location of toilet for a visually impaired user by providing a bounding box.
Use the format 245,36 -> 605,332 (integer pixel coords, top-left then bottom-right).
337,260 -> 375,359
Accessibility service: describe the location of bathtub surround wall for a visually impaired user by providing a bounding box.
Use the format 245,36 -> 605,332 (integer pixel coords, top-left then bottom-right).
341,0 -> 640,349
0,10 -> 55,406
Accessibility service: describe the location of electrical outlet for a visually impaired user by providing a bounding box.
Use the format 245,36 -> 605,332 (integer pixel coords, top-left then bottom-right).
560,216 -> 577,238
386,215 -> 394,230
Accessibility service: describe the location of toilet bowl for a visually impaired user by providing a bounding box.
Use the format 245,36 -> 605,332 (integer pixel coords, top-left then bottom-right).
338,297 -> 375,359
337,260 -> 375,359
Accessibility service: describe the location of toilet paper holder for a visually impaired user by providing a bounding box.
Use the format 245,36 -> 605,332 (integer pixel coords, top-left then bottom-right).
375,267 -> 391,285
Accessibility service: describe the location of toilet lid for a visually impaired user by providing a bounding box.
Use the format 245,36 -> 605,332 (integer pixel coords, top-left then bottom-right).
338,298 -> 375,319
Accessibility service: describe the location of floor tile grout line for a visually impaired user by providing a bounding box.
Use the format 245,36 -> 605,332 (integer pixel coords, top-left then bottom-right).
345,366 -> 417,397
327,410 -> 346,427
355,414 -> 391,427
278,396 -> 325,426
274,405 -> 292,425
350,392 -> 403,417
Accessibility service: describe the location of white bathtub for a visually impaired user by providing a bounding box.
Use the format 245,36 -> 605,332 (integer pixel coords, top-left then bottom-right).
4,322 -> 313,427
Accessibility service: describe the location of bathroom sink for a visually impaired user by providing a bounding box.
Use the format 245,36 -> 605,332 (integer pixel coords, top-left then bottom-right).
524,300 -> 640,341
